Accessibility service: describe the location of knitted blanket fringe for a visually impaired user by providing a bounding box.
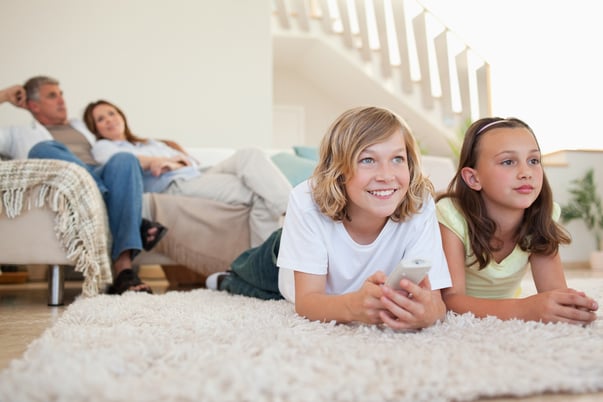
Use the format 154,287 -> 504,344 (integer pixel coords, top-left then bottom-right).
0,160 -> 112,296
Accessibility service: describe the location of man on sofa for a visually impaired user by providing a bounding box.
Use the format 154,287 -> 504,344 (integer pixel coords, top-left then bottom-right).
0,76 -> 166,295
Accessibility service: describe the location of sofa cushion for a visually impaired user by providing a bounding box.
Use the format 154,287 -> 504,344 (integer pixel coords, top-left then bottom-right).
292,145 -> 319,161
271,152 -> 316,186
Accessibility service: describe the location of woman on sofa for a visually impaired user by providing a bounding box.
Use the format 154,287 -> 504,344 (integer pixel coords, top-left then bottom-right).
84,99 -> 292,246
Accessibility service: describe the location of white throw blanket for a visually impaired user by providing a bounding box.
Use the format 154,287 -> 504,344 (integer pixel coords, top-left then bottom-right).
0,159 -> 112,295
0,278 -> 601,402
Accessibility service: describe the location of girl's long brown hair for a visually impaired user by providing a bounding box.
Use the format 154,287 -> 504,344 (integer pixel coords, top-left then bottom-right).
436,117 -> 570,269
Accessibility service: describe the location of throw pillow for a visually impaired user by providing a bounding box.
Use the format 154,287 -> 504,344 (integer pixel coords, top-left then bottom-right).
292,145 -> 319,161
271,152 -> 317,186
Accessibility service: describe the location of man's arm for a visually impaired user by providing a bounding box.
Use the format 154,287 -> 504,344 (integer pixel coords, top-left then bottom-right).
0,85 -> 27,109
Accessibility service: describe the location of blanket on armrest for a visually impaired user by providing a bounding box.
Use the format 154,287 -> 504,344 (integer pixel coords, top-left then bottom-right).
0,160 -> 112,296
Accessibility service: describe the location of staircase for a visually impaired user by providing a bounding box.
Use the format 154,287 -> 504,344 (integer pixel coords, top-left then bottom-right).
272,0 -> 491,156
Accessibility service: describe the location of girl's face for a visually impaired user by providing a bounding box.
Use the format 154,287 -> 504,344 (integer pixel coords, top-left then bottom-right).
91,104 -> 126,141
345,130 -> 410,221
467,126 -> 543,212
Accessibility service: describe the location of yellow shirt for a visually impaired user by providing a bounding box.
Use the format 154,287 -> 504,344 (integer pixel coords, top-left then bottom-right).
436,197 -> 561,299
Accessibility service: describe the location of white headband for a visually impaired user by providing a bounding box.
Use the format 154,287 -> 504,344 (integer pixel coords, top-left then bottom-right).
476,119 -> 509,135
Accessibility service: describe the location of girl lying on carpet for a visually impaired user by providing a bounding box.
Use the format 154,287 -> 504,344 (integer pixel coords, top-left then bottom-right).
206,106 -> 452,331
436,117 -> 598,324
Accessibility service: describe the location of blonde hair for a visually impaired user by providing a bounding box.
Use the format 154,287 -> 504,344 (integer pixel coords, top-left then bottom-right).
311,106 -> 433,222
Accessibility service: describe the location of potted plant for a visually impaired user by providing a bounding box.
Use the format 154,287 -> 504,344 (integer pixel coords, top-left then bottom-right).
560,168 -> 603,269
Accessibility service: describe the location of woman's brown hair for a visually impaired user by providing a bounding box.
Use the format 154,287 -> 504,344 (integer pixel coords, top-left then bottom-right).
83,99 -> 148,144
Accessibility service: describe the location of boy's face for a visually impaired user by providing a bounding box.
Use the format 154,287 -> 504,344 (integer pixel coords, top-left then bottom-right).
345,130 -> 410,223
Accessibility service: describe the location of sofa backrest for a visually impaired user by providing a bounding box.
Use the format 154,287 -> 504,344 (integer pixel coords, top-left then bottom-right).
186,146 -> 456,193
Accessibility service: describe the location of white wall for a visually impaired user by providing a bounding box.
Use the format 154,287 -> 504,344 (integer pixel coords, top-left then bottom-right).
273,68 -> 348,148
544,151 -> 603,265
0,0 -> 272,148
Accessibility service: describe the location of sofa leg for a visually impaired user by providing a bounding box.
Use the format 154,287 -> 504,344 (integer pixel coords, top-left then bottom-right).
47,264 -> 64,306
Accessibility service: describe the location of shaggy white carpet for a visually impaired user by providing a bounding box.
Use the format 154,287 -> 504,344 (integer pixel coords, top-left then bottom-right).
1,278 -> 602,402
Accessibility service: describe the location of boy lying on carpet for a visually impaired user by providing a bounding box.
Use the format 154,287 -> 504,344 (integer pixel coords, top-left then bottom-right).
436,117 -> 598,325
206,106 -> 452,331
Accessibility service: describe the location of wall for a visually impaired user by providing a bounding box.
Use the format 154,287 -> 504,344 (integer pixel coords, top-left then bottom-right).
273,68 -> 347,148
544,150 -> 603,266
0,0 -> 272,148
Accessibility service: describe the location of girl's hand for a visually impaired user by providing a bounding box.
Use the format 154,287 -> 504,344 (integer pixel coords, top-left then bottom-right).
524,288 -> 598,325
379,276 -> 446,330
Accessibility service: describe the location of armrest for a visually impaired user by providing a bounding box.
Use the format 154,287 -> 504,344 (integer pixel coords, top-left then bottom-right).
0,159 -> 112,296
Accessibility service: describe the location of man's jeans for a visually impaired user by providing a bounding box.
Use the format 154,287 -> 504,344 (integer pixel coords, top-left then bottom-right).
29,140 -> 144,261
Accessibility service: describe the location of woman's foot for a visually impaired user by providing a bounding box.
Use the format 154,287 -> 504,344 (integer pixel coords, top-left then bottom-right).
140,219 -> 168,251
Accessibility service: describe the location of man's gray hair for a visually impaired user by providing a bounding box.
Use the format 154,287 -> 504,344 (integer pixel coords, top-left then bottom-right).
24,76 -> 59,101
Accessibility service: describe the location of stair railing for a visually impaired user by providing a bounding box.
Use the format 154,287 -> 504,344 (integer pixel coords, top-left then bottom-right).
273,0 -> 491,130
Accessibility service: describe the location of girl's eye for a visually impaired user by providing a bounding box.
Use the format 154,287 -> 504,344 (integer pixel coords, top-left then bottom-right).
393,156 -> 405,164
96,116 -> 104,123
529,158 -> 541,166
501,159 -> 514,166
359,157 -> 374,164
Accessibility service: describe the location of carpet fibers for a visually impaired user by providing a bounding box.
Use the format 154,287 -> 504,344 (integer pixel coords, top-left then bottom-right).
1,278 -> 602,402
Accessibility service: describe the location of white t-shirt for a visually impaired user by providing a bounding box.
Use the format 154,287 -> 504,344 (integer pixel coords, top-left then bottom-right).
277,180 -> 452,303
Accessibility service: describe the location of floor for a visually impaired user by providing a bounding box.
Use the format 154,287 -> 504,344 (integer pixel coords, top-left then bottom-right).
1,266 -> 602,402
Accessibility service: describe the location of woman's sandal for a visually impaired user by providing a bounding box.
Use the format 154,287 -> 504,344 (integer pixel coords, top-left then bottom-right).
107,268 -> 153,295
141,219 -> 168,251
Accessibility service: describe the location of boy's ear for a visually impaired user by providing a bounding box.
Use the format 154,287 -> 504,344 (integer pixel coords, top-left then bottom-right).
460,167 -> 482,190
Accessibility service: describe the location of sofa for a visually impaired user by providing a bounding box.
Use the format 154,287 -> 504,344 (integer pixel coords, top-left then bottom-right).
0,146 -> 456,306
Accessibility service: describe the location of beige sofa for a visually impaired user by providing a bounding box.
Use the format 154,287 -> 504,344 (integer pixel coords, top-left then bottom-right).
0,147 -> 455,306
0,150 -> 254,305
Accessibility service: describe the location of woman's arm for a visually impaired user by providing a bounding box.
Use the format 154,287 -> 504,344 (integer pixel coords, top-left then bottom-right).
93,139 -> 190,174
136,154 -> 190,174
159,139 -> 188,155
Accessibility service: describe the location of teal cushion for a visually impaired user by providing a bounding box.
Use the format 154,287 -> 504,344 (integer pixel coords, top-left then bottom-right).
271,152 -> 317,186
292,145 -> 319,161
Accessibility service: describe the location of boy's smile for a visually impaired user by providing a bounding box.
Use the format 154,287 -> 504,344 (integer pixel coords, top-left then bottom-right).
345,130 -> 410,223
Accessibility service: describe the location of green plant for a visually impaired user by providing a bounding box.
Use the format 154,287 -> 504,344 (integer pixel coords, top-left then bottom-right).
560,168 -> 603,251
